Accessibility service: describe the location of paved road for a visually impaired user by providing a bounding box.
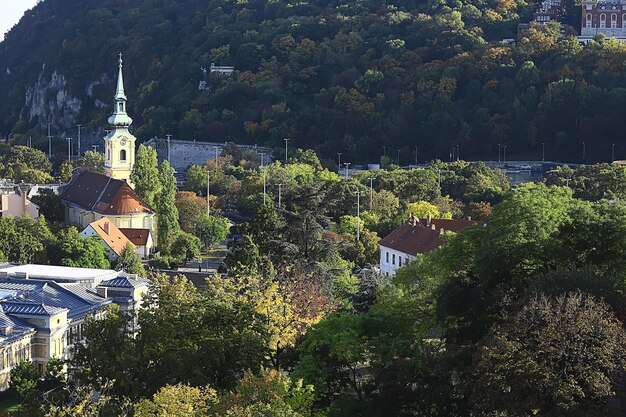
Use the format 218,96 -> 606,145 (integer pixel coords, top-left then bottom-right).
177,244 -> 227,274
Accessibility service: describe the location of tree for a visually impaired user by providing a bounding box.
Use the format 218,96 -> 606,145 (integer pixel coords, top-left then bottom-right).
31,188 -> 63,222
174,191 -> 207,234
58,160 -> 73,183
135,384 -> 217,417
1,146 -> 53,184
472,293 -> 626,417
131,145 -> 160,208
248,204 -> 284,252
0,216 -> 52,264
114,243 -> 145,276
48,227 -> 109,269
170,231 -> 201,265
155,160 -> 179,250
195,215 -> 229,251
77,150 -> 105,174
11,360 -> 42,416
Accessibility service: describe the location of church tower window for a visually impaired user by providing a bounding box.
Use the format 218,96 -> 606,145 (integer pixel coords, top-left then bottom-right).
120,149 -> 127,161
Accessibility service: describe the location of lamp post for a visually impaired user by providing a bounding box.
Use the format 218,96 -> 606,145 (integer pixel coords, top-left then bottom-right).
67,137 -> 72,162
77,124 -> 82,156
368,177 -> 374,212
612,143 -> 615,161
261,153 -> 267,205
166,134 -> 172,162
456,144 -> 460,161
498,143 -> 501,164
542,142 -> 545,162
213,146 -> 219,173
354,190 -> 361,242
344,162 -> 351,179
47,121 -> 52,158
337,152 -> 342,170
503,145 -> 507,164
284,138 -> 289,163
206,170 -> 211,216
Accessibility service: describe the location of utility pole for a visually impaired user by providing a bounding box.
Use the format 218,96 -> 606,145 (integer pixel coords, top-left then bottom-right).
542,142 -> 545,162
284,138 -> 289,163
262,153 -> 267,205
47,121 -> 52,158
354,190 -> 361,242
28,136 -> 32,148
344,162 -> 351,179
612,143 -> 616,161
77,124 -> 82,156
414,145 -> 418,166
206,170 -> 211,216
213,146 -> 219,173
337,152 -> 342,170
277,183 -> 283,209
582,141 -> 586,163
166,134 -> 172,162
368,177 -> 374,212
503,145 -> 507,164
67,138 -> 72,162
498,144 -> 501,164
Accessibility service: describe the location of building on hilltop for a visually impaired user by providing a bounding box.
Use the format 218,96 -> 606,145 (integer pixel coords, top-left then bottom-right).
60,55 -> 157,244
378,215 -> 481,276
580,0 -> 626,39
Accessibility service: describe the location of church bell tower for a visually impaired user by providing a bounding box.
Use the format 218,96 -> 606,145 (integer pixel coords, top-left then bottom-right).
104,53 -> 136,186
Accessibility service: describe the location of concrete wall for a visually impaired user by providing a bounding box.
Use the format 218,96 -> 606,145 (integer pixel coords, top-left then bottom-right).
144,137 -> 273,177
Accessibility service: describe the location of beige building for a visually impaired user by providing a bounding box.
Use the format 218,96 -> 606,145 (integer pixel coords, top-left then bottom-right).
0,183 -> 39,218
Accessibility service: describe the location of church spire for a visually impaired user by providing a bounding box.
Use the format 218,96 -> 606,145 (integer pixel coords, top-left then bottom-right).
108,53 -> 133,128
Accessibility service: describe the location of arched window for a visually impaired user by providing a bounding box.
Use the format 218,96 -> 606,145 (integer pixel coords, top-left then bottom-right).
106,148 -> 110,161
118,103 -> 124,112
622,14 -> 626,28
120,149 -> 127,161
600,14 -> 606,28
612,14 -> 617,28
587,13 -> 593,28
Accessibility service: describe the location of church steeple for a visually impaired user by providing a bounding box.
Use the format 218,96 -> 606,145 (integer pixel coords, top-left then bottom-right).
104,53 -> 137,186
107,53 -> 133,127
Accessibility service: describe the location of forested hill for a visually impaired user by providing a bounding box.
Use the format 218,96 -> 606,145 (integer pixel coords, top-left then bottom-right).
1,0 -> 622,163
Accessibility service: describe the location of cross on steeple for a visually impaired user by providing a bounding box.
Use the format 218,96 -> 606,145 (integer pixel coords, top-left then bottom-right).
118,52 -> 123,66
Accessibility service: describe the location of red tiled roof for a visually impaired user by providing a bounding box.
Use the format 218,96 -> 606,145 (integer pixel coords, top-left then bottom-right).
379,218 -> 480,255
60,171 -> 153,215
119,228 -> 151,246
88,217 -> 134,256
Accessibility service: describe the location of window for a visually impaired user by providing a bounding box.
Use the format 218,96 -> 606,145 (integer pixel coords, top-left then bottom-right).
612,14 -> 617,28
386,252 -> 389,263
392,254 -> 395,265
118,103 -> 124,112
586,13 -> 592,27
600,14 -> 606,28
120,149 -> 127,161
406,257 -> 409,264
399,257 -> 402,267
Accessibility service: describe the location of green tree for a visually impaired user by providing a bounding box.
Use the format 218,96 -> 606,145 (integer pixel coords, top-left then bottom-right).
131,144 -> 161,208
114,243 -> 145,276
170,231 -> 201,265
135,384 -> 217,417
155,160 -> 179,250
48,227 -> 109,269
174,191 -> 207,234
58,160 -> 73,183
472,293 -> 626,417
77,150 -> 105,174
195,215 -> 229,251
31,188 -> 63,222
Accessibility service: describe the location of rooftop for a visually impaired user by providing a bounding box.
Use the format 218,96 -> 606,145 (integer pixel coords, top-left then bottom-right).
0,264 -> 118,281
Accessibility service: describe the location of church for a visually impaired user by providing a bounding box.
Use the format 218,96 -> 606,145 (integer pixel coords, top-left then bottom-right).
60,56 -> 157,247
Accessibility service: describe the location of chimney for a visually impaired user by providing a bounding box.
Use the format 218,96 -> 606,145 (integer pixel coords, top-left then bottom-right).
439,227 -> 445,236
427,214 -> 432,227
103,221 -> 110,235
431,223 -> 436,230
17,183 -> 30,216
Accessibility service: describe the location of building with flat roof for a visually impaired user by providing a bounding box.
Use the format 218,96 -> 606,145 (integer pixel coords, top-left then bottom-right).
0,264 -> 118,288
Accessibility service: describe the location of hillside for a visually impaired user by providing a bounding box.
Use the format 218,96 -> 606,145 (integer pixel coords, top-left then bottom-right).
2,0 -> 622,163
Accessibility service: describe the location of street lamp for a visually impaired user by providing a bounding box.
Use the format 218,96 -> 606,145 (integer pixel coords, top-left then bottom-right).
542,142 -> 545,162
354,190 -> 361,242
612,143 -> 615,161
503,145 -> 507,164
166,134 -> 172,161
284,138 -> 289,163
77,124 -> 82,156
337,152 -> 342,170
206,170 -> 211,216
498,143 -> 501,164
344,162 -> 351,179
368,177 -> 374,212
261,153 -> 267,205
213,146 -> 219,173
66,137 -> 72,162
47,121 -> 52,158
